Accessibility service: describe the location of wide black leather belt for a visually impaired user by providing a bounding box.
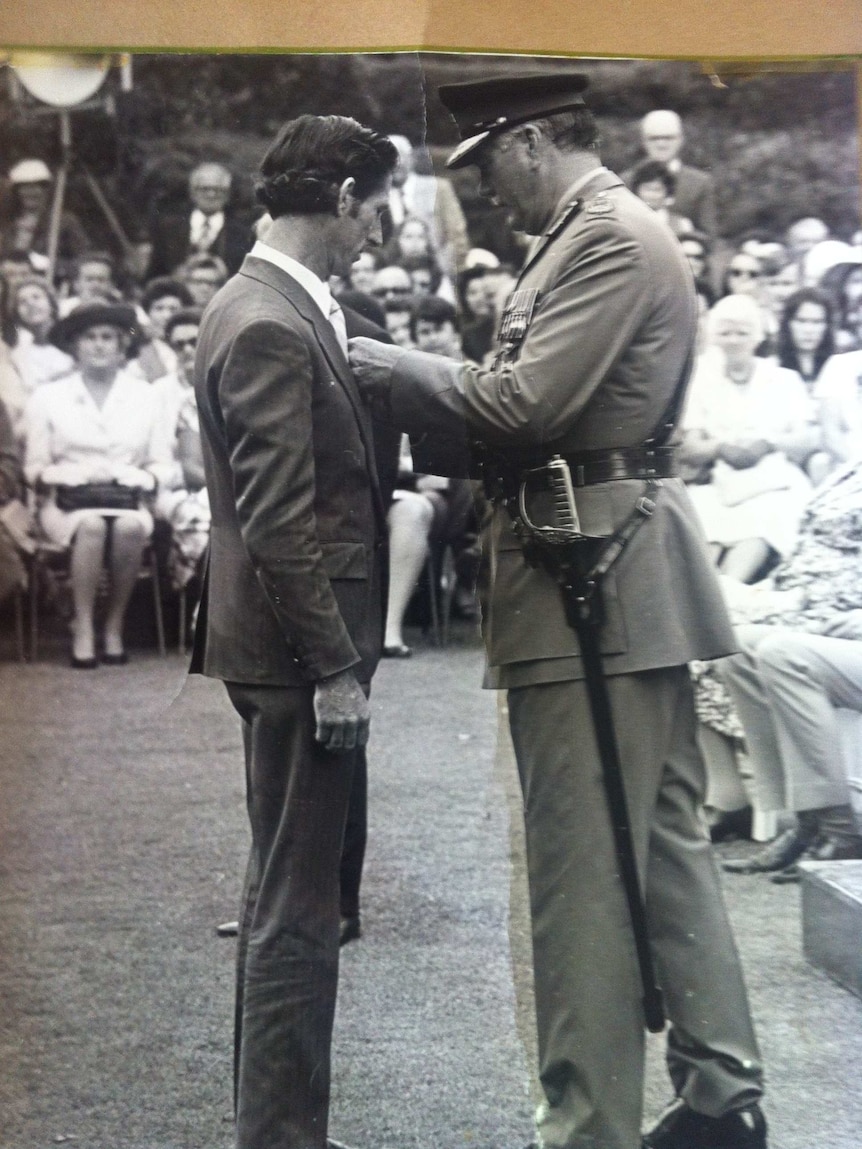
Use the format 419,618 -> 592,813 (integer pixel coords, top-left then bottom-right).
523,446 -> 677,488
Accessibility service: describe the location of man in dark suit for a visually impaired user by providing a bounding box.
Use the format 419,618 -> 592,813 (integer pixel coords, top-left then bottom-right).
191,115 -> 397,1149
147,161 -> 252,279
351,75 -> 766,1149
623,110 -> 718,238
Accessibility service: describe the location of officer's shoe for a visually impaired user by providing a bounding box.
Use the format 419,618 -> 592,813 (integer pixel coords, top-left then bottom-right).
643,1099 -> 767,1148
722,825 -> 814,874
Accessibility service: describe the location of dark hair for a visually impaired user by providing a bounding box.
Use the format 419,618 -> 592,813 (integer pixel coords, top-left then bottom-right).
457,266 -> 489,314
531,108 -> 600,153
164,307 -> 204,344
631,160 -> 676,196
680,229 -> 711,256
142,276 -> 194,313
777,287 -> 835,378
409,295 -> 459,341
256,115 -> 398,219
383,295 -> 416,317
820,260 -> 862,327
337,289 -> 386,329
401,252 -> 443,294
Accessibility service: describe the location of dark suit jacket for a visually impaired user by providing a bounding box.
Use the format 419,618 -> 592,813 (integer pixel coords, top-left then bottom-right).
342,305 -> 400,508
191,254 -> 387,686
146,207 -> 252,278
384,170 -> 736,686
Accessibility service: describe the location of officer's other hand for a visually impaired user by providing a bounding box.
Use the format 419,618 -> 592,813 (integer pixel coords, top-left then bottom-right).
348,336 -> 403,403
313,668 -> 370,752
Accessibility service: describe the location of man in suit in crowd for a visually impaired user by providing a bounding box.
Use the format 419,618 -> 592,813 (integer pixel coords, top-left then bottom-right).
191,114 -> 397,1149
623,110 -> 718,238
387,134 -> 470,278
147,161 -> 252,279
351,74 -> 766,1149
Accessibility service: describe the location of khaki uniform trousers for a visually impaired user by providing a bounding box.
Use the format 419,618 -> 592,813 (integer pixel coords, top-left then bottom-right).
507,665 -> 763,1149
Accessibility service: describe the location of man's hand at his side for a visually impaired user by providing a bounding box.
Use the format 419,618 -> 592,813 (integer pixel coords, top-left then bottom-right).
313,667 -> 370,751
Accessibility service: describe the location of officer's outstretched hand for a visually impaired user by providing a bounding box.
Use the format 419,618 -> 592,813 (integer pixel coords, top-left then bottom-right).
348,336 -> 405,405
313,667 -> 370,752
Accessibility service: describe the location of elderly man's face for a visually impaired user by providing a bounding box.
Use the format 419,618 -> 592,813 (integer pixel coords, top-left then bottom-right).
641,114 -> 683,164
474,131 -> 542,235
190,165 -> 232,215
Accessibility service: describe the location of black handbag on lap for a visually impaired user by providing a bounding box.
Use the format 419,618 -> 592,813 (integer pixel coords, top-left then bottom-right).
55,482 -> 143,512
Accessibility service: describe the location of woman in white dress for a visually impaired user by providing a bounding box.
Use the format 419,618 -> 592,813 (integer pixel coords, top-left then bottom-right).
681,293 -> 819,582
23,302 -> 171,667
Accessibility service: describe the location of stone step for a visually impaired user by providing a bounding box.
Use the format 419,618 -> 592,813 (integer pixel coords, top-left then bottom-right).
801,859 -> 862,1000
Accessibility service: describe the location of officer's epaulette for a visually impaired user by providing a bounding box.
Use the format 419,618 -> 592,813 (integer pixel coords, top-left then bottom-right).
583,191 -> 615,219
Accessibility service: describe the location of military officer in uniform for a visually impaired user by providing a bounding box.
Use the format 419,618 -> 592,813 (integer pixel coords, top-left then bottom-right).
350,74 -> 767,1149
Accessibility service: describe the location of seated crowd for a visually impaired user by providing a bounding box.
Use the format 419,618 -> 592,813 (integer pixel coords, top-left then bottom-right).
1,123 -> 862,879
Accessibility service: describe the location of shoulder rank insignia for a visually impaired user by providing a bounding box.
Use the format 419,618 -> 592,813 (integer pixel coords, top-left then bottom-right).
498,288 -> 540,351
585,195 -> 614,216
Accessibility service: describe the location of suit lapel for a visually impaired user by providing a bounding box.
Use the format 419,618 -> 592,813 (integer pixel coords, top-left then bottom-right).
238,256 -> 387,529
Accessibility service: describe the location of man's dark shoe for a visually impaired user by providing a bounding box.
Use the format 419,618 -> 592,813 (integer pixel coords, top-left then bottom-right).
340,915 -> 361,946
643,1099 -> 767,1148
722,825 -> 814,874
770,832 -> 862,884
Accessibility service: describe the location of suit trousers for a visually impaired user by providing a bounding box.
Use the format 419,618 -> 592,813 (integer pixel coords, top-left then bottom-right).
718,624 -> 862,813
225,681 -> 358,1149
339,746 -> 367,919
507,666 -> 762,1149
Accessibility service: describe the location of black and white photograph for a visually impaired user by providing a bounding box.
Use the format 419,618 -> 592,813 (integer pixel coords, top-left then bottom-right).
0,48 -> 860,1149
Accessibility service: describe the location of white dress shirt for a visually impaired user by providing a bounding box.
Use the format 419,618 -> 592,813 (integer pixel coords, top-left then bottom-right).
250,240 -> 346,351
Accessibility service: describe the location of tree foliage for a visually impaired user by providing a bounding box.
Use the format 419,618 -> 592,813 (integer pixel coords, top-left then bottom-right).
0,53 -> 856,250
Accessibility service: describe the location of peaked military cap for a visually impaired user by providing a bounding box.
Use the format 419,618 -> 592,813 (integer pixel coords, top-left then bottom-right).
438,73 -> 590,168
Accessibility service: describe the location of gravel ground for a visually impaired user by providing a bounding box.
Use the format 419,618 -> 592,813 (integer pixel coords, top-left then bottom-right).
0,620 -> 860,1149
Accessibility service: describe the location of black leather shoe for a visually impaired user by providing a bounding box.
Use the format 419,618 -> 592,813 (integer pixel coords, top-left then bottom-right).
770,833 -> 862,883
643,1099 -> 767,1148
340,915 -> 361,946
722,825 -> 814,874
101,650 -> 129,666
70,655 -> 98,669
